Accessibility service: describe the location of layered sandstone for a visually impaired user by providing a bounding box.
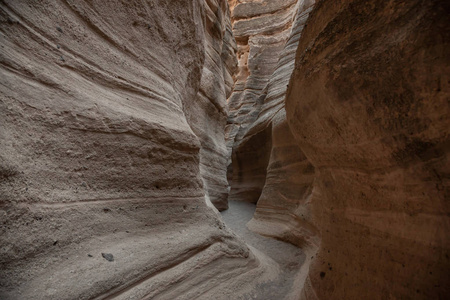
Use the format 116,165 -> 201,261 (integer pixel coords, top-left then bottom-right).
187,0 -> 237,211
226,0 -> 319,253
226,0 -> 301,203
242,0 -> 319,251
2,0 -> 449,299
286,0 -> 450,299
0,1 -> 275,299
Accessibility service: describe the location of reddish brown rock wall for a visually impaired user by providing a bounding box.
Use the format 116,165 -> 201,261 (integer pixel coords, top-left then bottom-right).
286,0 -> 450,298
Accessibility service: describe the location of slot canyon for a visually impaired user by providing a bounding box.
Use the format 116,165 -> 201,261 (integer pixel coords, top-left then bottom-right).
0,0 -> 448,299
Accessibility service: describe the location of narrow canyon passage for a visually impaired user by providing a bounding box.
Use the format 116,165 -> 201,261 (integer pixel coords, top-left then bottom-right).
221,201 -> 305,300
0,0 -> 448,299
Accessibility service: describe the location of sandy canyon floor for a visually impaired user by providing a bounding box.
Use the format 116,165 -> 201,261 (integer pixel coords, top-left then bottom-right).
221,201 -> 305,299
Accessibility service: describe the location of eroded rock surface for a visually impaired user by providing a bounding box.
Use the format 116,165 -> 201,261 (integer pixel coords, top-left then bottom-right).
226,0 -> 302,203
286,0 -> 450,299
186,0 -> 237,211
1,0 -> 449,299
242,0 -> 319,252
0,1 -> 275,299
221,200 -> 306,300
225,0 -> 319,252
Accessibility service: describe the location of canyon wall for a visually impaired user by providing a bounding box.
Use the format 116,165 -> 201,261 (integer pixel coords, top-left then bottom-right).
244,0 -> 319,251
187,0 -> 237,211
226,0 -> 319,250
226,0 -> 304,203
0,0 -> 275,299
1,0 -> 448,299
286,0 -> 450,299
226,0 -> 449,299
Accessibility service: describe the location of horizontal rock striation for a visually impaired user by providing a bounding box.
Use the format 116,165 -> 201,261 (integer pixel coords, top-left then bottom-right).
286,0 -> 450,299
226,0 -> 301,203
245,0 -> 319,252
226,0 -> 319,258
186,0 -> 237,211
0,0 -> 275,298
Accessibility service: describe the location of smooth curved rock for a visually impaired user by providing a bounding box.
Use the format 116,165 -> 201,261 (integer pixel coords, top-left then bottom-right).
226,0 -> 320,261
226,0 -> 302,203
0,1 -> 275,298
286,0 -> 450,298
185,0 -> 237,211
241,1 -> 319,252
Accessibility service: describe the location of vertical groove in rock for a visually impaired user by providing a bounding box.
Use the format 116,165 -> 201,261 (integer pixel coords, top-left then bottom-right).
244,0 -> 319,250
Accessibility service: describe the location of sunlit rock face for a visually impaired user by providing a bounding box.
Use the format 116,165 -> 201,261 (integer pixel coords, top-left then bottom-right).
0,1 -> 273,299
286,0 -> 450,299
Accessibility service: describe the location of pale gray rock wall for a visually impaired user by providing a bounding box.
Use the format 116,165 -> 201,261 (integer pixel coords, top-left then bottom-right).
185,0 -> 237,211
225,1 -> 320,257
245,0 -> 319,251
226,0 -> 300,203
0,1 -> 274,298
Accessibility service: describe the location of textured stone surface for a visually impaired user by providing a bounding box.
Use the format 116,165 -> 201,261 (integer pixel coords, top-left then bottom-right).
286,0 -> 450,299
241,1 -> 319,251
2,0 -> 448,298
226,0 -> 319,255
0,1 -> 276,298
226,0 -> 301,203
224,3 -> 320,298
187,0 -> 237,211
222,200 -> 306,300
